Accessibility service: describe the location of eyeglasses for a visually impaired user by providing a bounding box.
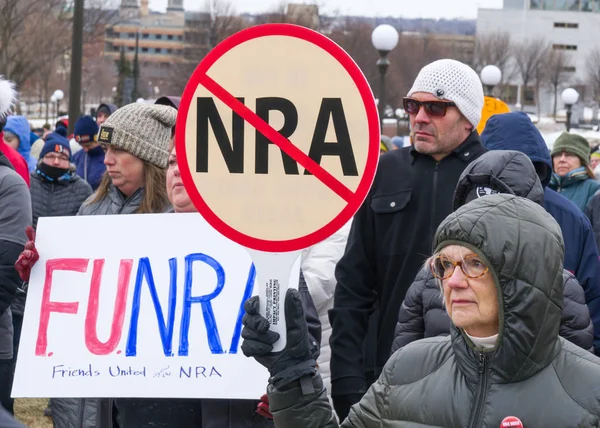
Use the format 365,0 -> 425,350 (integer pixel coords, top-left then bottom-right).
44,153 -> 69,162
552,151 -> 578,160
403,98 -> 457,117
430,254 -> 489,280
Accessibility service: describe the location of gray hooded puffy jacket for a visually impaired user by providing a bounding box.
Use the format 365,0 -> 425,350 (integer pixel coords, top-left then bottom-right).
268,194 -> 600,427
391,150 -> 594,354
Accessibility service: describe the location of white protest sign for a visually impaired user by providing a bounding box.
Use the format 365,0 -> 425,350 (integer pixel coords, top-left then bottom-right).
13,213 -> 300,399
176,24 -> 380,350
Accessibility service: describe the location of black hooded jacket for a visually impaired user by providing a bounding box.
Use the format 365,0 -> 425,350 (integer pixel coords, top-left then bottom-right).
391,150 -> 594,354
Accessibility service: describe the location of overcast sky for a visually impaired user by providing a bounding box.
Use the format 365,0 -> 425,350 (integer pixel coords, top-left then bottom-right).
148,0 -> 503,19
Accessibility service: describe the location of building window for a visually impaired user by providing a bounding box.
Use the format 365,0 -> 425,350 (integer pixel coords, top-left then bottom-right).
154,48 -> 161,53
142,33 -> 149,39
523,87 -> 536,105
167,48 -> 173,53
552,44 -> 578,50
156,34 -> 162,40
561,66 -> 577,72
128,46 -> 135,52
168,35 -> 173,40
580,0 -> 598,11
502,85 -> 519,104
142,47 -> 149,53
554,22 -> 579,28
128,33 -> 135,38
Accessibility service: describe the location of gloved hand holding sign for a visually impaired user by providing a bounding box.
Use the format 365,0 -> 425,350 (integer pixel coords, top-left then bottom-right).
241,288 -> 317,389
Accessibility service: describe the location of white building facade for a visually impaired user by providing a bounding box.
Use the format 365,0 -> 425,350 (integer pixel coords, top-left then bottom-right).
477,0 -> 600,117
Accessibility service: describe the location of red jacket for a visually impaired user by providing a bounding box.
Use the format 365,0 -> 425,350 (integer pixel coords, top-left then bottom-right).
0,134 -> 30,186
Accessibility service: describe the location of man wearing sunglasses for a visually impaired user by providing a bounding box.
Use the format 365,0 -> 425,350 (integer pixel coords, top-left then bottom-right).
329,59 -> 486,421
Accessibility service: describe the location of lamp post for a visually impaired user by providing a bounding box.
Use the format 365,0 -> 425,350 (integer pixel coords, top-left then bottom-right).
480,65 -> 502,97
52,89 -> 64,123
50,94 -> 57,123
561,88 -> 579,132
371,24 -> 399,132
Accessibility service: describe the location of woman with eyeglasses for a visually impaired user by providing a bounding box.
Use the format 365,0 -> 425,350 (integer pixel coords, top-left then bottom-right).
241,193 -> 600,427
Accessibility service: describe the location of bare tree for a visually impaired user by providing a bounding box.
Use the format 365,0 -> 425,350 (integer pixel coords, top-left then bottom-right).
513,38 -> 549,110
255,1 -> 321,30
0,0 -> 69,88
586,47 -> 600,103
473,31 -> 515,89
172,0 -> 247,93
545,50 -> 573,119
205,0 -> 246,48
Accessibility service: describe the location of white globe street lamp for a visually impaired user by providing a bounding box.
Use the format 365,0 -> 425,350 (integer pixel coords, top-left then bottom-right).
371,24 -> 400,52
53,90 -> 64,101
561,88 -> 579,132
372,24 -> 399,132
52,89 -> 64,123
480,65 -> 502,97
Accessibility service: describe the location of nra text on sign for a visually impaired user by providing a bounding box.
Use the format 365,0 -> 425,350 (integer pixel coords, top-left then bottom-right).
176,24 -> 380,253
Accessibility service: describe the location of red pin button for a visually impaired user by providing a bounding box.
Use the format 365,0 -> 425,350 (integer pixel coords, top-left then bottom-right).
501,416 -> 523,428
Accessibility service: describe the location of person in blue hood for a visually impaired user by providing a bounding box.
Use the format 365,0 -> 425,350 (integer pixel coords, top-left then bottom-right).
481,111 -> 600,355
2,116 -> 35,172
72,115 -> 105,191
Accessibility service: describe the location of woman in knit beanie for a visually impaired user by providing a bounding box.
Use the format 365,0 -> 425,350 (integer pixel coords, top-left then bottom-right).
549,132 -> 600,212
78,103 -> 176,215
47,103 -> 177,428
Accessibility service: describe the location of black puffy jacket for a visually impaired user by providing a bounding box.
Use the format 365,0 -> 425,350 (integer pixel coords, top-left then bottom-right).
392,151 -> 594,354
30,171 -> 93,229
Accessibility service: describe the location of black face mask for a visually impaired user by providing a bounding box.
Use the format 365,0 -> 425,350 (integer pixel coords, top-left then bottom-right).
38,162 -> 69,180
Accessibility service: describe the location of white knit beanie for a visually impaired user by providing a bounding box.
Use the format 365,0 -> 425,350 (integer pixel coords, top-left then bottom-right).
407,59 -> 484,129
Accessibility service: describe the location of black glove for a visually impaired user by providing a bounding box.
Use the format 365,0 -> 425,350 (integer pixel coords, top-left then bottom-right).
241,288 -> 317,389
332,393 -> 363,422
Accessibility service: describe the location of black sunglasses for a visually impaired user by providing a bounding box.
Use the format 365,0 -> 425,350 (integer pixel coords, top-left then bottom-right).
403,98 -> 457,117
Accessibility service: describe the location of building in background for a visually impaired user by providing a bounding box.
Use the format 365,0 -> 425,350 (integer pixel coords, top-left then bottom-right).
104,0 -> 186,97
477,0 -> 599,116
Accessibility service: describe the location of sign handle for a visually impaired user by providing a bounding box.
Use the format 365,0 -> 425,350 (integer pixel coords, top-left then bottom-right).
247,249 -> 301,353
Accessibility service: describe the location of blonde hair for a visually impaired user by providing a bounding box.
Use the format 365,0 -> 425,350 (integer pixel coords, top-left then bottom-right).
87,161 -> 169,214
586,164 -> 595,179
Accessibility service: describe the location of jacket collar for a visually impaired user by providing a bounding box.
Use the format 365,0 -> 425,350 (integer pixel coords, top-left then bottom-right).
108,182 -> 144,207
410,131 -> 485,165
550,167 -> 589,188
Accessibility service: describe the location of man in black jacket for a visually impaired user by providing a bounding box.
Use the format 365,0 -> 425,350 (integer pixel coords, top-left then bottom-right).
328,58 -> 486,421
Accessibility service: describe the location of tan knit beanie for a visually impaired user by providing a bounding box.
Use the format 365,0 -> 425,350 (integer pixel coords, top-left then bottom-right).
97,103 -> 176,168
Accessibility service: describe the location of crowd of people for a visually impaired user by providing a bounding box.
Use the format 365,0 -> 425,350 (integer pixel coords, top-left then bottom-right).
1,56 -> 600,427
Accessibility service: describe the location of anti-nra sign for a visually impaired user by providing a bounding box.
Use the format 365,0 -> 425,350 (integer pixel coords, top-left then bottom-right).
176,24 -> 380,253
